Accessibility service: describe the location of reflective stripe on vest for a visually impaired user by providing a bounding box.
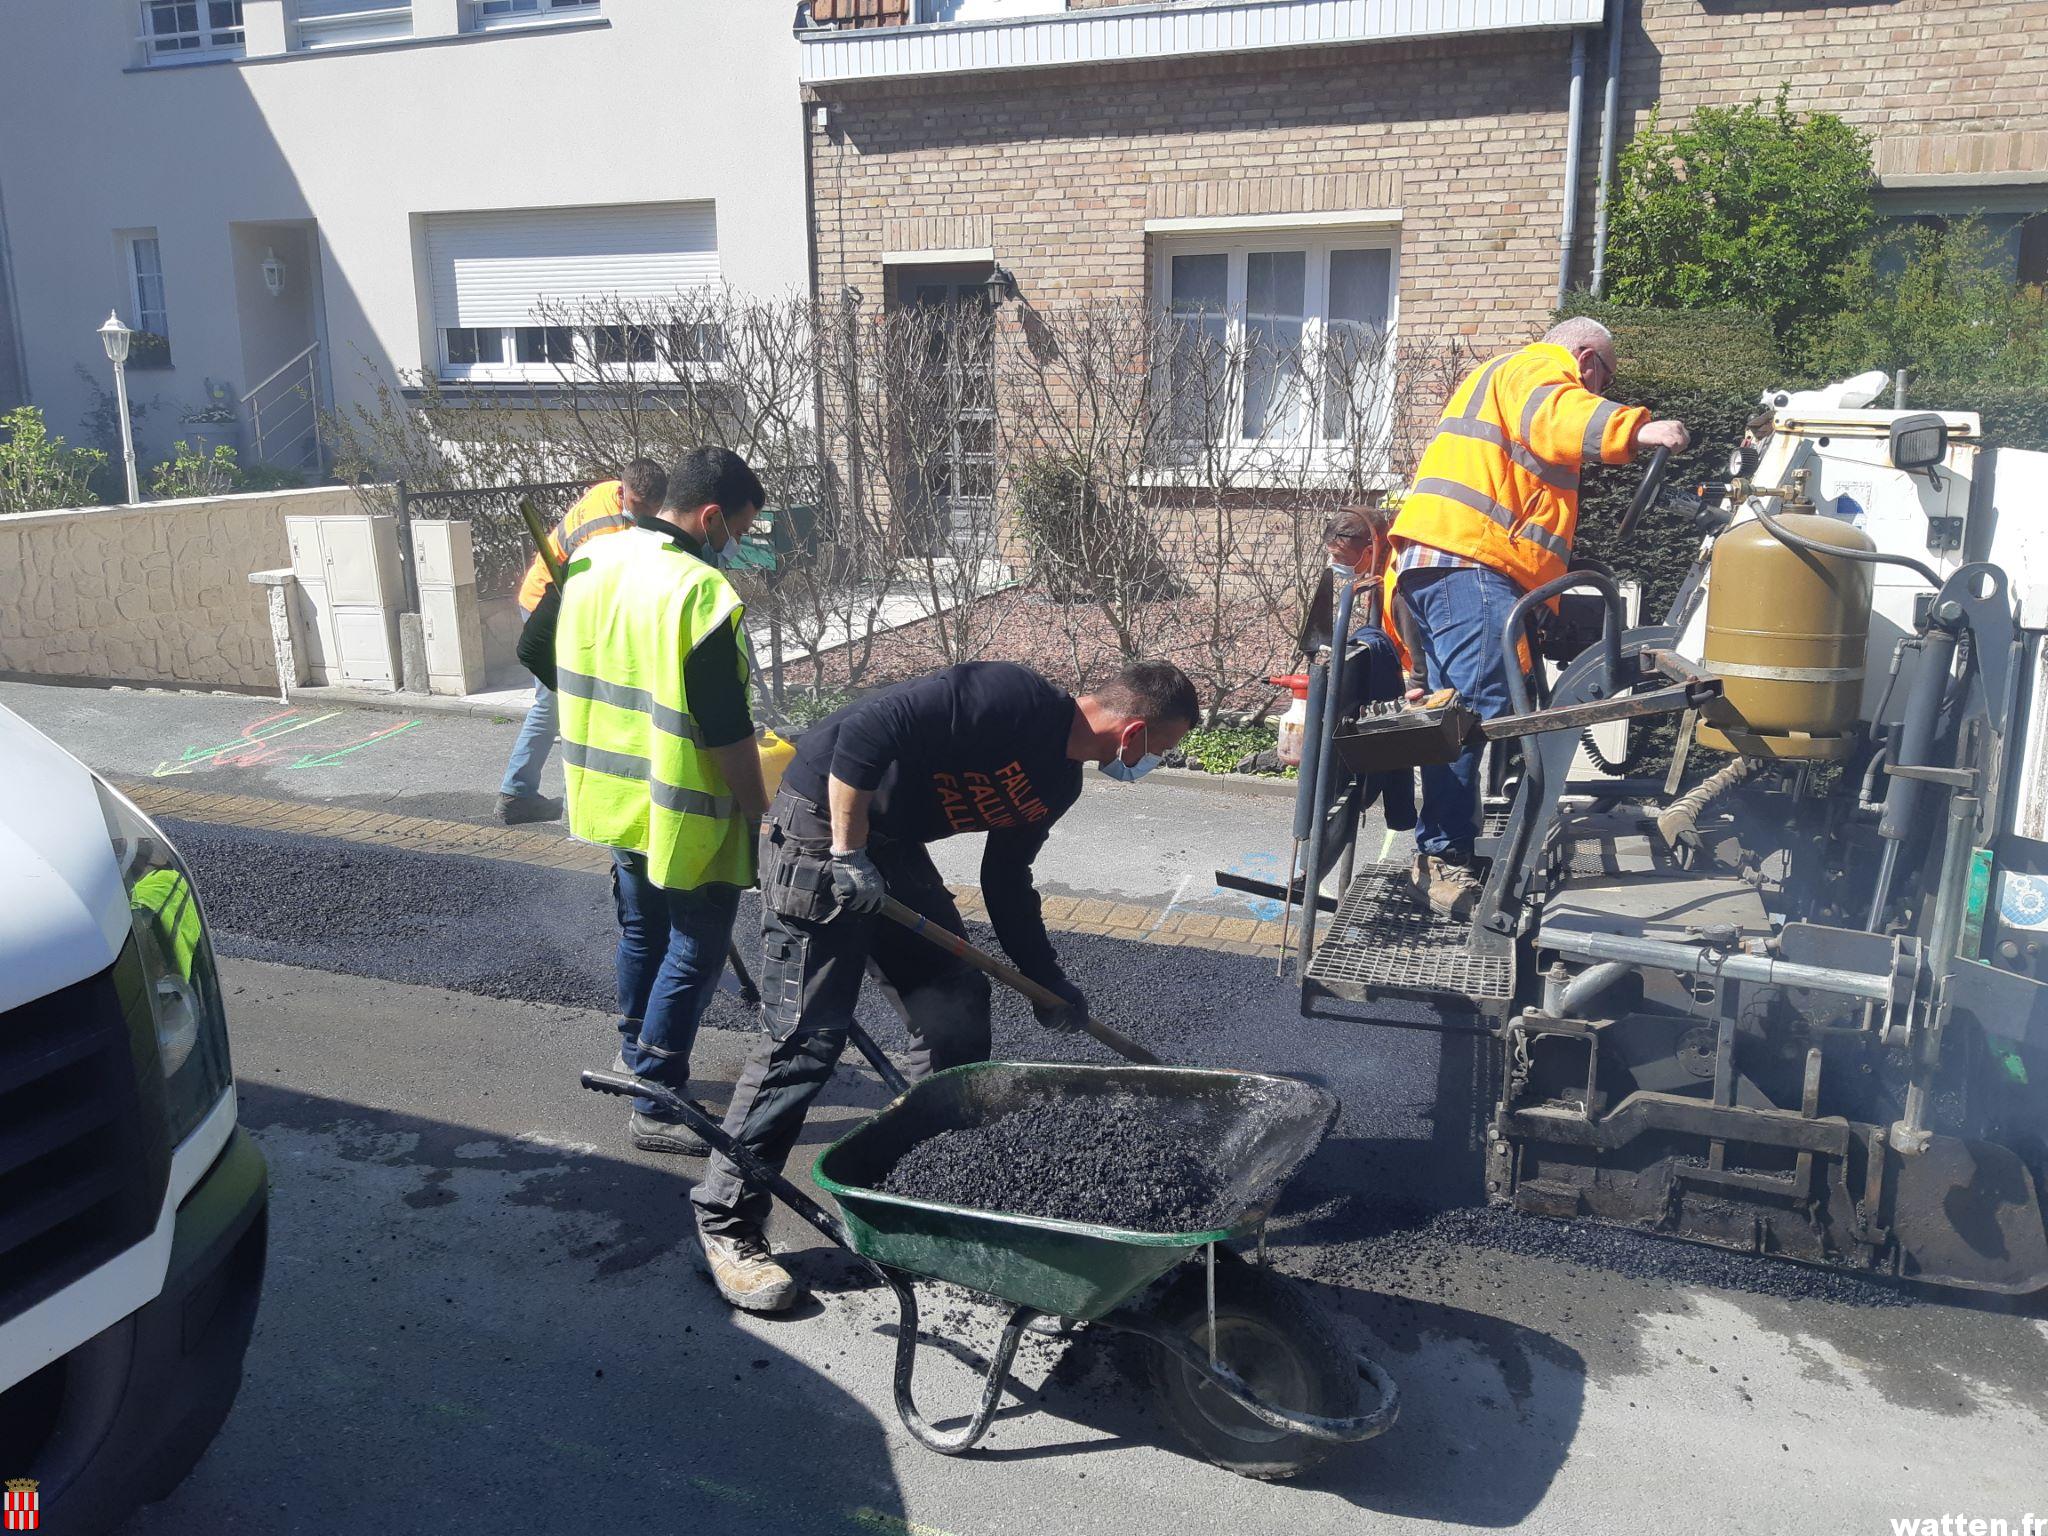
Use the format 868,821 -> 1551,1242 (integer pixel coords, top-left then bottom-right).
561,509 -> 634,555
516,481 -> 631,612
555,526 -> 755,891
1387,341 -> 1647,599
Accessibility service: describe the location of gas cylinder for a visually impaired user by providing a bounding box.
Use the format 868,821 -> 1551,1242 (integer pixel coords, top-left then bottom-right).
1696,513 -> 1875,760
1270,674 -> 1311,766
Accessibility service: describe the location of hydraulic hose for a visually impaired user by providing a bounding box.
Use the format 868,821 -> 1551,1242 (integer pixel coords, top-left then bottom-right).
1749,498 -> 1942,589
1657,756 -> 1752,866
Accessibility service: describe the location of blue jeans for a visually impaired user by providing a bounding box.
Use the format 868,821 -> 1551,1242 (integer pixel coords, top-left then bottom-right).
500,675 -> 558,798
611,851 -> 742,1116
1401,564 -> 1523,859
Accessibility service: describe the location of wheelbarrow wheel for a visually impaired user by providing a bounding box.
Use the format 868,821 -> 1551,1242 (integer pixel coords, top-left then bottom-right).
1144,1256 -> 1359,1480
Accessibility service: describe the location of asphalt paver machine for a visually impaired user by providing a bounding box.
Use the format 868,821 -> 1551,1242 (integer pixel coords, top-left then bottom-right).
1289,372 -> 2048,1294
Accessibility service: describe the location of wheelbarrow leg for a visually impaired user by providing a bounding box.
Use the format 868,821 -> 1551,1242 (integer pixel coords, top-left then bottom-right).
882,1270 -> 1036,1456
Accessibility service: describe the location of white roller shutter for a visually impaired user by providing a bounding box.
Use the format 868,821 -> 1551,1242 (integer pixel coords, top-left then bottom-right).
424,203 -> 719,328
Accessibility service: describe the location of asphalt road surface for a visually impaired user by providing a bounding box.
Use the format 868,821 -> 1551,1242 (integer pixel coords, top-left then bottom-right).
106,819 -> 2048,1536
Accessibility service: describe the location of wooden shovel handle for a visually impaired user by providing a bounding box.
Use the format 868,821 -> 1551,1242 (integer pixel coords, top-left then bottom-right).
877,896 -> 1162,1066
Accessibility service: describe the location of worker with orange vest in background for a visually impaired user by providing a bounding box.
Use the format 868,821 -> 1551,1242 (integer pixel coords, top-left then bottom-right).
498,458 -> 668,823
1383,317 -> 1689,918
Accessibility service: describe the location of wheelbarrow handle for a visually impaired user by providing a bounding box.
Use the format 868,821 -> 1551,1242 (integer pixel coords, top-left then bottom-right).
578,1069 -> 855,1253
876,896 -> 1162,1067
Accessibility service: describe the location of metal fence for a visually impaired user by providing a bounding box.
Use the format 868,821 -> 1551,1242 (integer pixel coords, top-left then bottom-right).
395,479 -> 586,607
395,466 -> 830,609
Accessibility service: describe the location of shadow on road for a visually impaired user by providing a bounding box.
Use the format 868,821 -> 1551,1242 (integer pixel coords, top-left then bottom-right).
126,1081 -> 910,1536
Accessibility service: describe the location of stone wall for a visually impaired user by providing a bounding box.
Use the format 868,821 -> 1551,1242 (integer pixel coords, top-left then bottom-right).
0,485 -> 369,692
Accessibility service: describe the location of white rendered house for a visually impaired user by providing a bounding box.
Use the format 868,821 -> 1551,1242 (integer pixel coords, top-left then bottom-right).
0,0 -> 808,472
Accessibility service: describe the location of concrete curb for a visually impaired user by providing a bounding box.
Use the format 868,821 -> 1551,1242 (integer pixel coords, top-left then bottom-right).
117,777 -> 1298,958
289,685 -> 531,721
290,686 -> 1302,794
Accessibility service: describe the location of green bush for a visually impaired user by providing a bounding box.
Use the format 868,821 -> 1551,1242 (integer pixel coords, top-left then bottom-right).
148,440 -> 242,500
1904,382 -> 2048,453
237,462 -> 310,492
1813,216 -> 2048,389
0,406 -> 108,514
1558,301 -> 1785,618
1168,724 -> 1291,776
773,687 -> 856,732
1606,89 -> 1875,362
1010,456 -> 1176,601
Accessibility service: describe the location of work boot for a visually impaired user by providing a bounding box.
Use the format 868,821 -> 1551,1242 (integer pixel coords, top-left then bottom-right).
1406,852 -> 1483,921
631,1111 -> 709,1157
498,792 -> 562,825
698,1225 -> 801,1313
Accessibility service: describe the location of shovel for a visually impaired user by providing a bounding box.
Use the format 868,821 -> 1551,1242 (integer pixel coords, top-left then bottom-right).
876,895 -> 1161,1067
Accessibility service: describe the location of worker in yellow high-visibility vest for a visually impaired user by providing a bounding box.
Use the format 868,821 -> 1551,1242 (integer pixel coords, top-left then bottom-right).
498,458 -> 668,825
1383,317 -> 1689,918
517,447 -> 769,1155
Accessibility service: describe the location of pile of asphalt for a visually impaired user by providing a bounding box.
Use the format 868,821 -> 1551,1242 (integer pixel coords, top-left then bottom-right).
1291,1193 -> 1914,1308
878,1092 -> 1232,1232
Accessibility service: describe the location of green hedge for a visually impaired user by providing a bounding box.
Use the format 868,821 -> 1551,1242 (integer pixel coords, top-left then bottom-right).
1559,300 -> 1784,618
1907,382 -> 2048,453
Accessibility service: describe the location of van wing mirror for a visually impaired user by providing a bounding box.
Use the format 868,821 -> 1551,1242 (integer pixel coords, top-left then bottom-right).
1889,413 -> 1949,472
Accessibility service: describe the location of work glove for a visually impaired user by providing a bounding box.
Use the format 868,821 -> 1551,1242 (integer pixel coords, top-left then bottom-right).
1032,974 -> 1088,1034
828,847 -> 887,913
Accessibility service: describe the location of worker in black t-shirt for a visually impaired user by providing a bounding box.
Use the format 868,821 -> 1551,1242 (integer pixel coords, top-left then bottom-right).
692,659 -> 1201,1312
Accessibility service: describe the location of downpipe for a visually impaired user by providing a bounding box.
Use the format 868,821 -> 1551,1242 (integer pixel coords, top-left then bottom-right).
1589,0 -> 1625,298
1557,26 -> 1588,306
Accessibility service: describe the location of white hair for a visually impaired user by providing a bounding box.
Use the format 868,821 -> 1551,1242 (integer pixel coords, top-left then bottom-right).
1543,316 -> 1615,353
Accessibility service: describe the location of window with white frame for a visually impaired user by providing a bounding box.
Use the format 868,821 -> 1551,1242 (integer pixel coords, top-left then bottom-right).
472,0 -> 598,29
123,231 -> 173,368
1154,231 -> 1397,459
422,203 -> 719,381
295,0 -> 413,49
138,0 -> 245,62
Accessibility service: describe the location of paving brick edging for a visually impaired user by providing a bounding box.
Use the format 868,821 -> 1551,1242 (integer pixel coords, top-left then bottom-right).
118,779 -> 1290,958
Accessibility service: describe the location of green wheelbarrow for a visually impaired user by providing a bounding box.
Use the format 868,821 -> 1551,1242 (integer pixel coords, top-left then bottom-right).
580,1058 -> 1399,1480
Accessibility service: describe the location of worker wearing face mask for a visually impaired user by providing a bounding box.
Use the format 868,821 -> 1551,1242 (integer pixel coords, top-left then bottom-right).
516,446 -> 769,1156
691,659 -> 1201,1312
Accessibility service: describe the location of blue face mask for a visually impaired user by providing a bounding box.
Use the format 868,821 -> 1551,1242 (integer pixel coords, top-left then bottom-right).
707,514 -> 742,569
1098,725 -> 1160,783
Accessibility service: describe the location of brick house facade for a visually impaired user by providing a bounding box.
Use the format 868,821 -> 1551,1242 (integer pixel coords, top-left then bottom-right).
802,0 -> 2048,352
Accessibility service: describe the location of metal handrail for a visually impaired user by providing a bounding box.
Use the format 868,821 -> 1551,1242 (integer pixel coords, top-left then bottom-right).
244,341 -> 323,473
241,340 -> 321,404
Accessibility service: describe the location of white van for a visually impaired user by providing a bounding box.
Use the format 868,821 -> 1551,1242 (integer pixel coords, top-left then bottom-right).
0,704 -> 266,1531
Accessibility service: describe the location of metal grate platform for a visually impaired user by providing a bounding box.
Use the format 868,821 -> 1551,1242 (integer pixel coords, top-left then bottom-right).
1305,863 -> 1517,1008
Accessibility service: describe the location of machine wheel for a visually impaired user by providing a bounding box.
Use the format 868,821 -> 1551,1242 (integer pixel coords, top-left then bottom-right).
1144,1256 -> 1360,1480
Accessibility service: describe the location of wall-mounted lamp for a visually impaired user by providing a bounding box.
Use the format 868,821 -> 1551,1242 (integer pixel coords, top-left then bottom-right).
983,263 -> 1018,304
261,246 -> 286,298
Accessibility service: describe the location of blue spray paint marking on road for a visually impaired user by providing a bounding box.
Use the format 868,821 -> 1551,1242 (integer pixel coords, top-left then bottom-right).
1214,850 -> 1284,921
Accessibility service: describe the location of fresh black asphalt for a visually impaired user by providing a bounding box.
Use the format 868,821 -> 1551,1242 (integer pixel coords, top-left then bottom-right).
166,815 -> 1922,1307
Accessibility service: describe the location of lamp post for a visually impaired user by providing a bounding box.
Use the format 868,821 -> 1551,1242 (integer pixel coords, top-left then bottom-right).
98,311 -> 139,504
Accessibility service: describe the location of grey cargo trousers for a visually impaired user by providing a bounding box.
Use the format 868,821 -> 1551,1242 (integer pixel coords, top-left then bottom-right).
691,790 -> 992,1236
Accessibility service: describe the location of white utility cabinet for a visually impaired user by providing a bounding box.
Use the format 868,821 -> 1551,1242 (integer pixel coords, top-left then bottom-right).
411,519 -> 487,695
284,512 -> 404,689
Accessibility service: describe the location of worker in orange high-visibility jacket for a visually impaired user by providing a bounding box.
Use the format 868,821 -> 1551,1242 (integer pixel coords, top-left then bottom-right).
498,458 -> 667,824
1383,317 -> 1689,919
